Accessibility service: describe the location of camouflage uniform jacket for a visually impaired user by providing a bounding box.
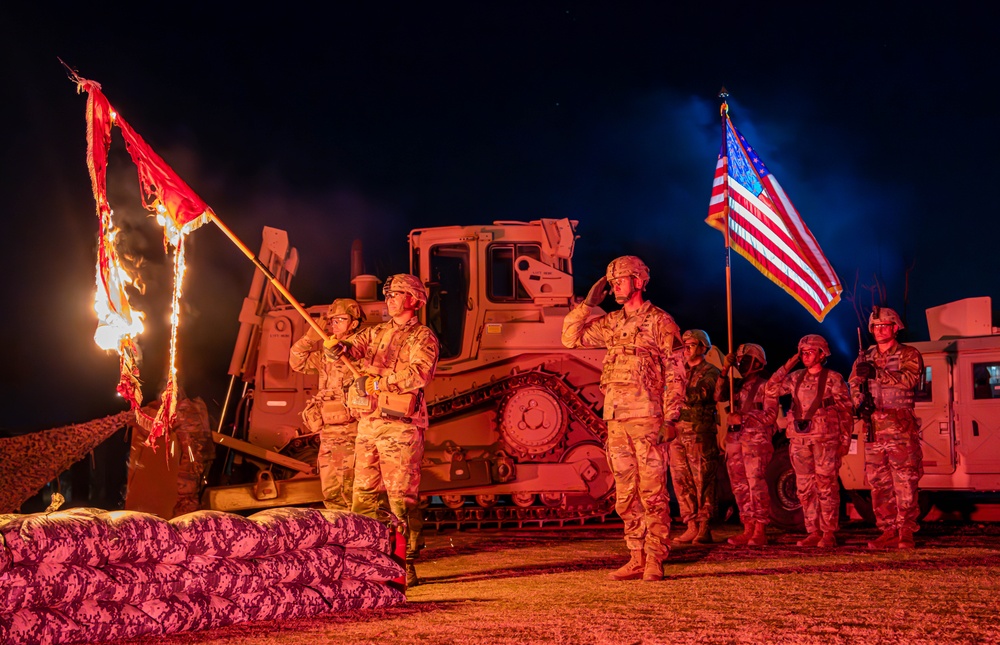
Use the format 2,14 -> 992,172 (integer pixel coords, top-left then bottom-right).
561,300 -> 686,421
715,373 -> 778,438
766,366 -> 852,441
678,361 -> 721,434
343,317 -> 440,426
849,341 -> 923,439
289,334 -> 353,404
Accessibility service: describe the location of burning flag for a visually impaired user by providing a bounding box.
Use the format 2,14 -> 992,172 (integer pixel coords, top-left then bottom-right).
706,97 -> 842,322
76,75 -> 212,445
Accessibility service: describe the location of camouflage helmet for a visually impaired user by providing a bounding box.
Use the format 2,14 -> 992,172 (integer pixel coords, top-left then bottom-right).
736,343 -> 767,366
682,329 -> 711,349
326,298 -> 362,321
383,273 -> 428,308
868,306 -> 904,333
606,256 -> 650,285
798,334 -> 831,358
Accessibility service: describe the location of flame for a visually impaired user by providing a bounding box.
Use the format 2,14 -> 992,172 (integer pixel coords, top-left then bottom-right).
93,210 -> 145,352
92,200 -> 189,446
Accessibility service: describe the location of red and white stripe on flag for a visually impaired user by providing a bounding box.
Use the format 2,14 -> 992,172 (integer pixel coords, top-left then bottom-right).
706,118 -> 842,322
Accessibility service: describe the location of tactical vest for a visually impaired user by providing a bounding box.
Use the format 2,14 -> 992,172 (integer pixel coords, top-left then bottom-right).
600,309 -> 663,393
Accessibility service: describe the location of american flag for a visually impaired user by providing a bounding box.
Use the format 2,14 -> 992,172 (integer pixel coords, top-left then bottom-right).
706,113 -> 842,322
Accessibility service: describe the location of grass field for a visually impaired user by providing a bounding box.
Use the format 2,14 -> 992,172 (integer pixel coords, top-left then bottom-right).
120,521 -> 1000,645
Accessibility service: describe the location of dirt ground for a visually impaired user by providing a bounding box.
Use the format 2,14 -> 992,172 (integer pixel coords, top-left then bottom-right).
117,519 -> 1000,645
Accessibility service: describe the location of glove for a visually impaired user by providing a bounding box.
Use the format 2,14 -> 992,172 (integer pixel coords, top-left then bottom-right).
323,339 -> 345,361
584,277 -> 609,307
855,361 -> 876,380
364,374 -> 381,396
659,420 -> 678,443
722,353 -> 736,370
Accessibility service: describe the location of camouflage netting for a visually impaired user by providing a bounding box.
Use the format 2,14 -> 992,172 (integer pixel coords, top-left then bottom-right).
0,506 -> 405,644
0,412 -> 133,514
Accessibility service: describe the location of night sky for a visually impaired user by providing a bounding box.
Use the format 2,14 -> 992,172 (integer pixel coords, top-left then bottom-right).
1,4 -> 995,433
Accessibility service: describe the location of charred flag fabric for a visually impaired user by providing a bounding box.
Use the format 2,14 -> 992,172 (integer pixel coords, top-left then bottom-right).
706,111 -> 842,322
77,76 -> 212,445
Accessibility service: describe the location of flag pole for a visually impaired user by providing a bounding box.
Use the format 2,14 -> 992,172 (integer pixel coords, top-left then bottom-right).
206,212 -> 362,377
719,88 -> 736,408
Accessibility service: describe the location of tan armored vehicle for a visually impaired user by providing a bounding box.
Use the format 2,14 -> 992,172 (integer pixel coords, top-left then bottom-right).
202,220 -> 616,527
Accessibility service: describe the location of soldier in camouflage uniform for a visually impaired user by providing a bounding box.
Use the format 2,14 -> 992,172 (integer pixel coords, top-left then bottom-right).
766,335 -> 852,548
849,307 -> 924,550
336,274 -> 439,588
130,387 -> 214,517
715,343 -> 778,546
670,330 -> 721,544
171,391 -> 215,517
562,255 -> 686,582
289,298 -> 363,511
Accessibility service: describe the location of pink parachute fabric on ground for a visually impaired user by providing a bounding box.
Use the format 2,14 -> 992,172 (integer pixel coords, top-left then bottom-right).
0,507 -> 405,644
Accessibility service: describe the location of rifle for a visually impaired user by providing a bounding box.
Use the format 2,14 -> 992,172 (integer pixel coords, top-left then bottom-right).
855,327 -> 876,442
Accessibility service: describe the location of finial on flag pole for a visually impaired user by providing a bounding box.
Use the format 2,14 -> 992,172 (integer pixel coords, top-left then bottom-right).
718,87 -> 729,116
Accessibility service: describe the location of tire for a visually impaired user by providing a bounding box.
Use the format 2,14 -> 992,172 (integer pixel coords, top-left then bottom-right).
846,489 -> 877,525
765,444 -> 804,530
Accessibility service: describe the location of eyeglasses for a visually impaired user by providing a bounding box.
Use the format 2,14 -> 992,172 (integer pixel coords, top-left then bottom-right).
384,291 -> 406,300
872,323 -> 895,329
328,316 -> 353,325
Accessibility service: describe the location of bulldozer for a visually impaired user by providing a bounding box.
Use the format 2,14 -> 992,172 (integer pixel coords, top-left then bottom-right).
198,219 -> 616,528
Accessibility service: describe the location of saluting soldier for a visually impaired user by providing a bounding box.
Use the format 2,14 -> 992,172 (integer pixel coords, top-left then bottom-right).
766,335 -> 852,548
715,343 -> 778,546
562,255 -> 686,582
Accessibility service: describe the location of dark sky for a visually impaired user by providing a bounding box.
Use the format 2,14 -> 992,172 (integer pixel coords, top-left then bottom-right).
1,4 -> 995,432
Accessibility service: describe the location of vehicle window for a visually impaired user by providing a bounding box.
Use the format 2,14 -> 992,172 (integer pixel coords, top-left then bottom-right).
488,243 -> 541,302
972,362 -> 1000,400
427,244 -> 469,360
915,365 -> 932,402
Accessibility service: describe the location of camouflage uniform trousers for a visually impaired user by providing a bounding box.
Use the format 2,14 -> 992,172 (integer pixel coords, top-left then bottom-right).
725,431 -> 774,525
866,417 -> 923,533
789,436 -> 841,533
668,422 -> 719,523
606,417 -> 671,559
318,421 -> 360,511
172,414 -> 215,517
352,416 -> 424,561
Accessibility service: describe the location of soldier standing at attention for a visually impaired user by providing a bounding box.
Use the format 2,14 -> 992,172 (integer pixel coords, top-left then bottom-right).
562,255 -> 686,582
715,343 -> 778,546
670,330 -> 721,545
335,275 -> 439,588
850,307 -> 924,550
289,298 -> 363,511
766,335 -> 852,548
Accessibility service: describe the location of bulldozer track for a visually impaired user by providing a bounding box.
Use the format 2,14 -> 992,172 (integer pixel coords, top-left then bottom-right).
423,365 -> 616,529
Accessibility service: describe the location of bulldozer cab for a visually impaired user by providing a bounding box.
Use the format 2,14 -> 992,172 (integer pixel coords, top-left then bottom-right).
411,219 -> 576,363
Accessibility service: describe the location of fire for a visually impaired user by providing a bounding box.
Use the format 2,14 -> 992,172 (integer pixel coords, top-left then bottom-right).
93,212 -> 145,352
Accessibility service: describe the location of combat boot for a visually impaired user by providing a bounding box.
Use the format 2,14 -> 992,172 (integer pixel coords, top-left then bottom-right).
727,523 -> 753,546
693,519 -> 713,544
867,528 -> 898,550
796,532 -> 822,547
673,521 -> 698,544
747,521 -> 769,547
608,550 -> 645,581
818,531 -> 837,548
642,556 -> 665,582
405,563 -> 419,588
897,529 -> 915,550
